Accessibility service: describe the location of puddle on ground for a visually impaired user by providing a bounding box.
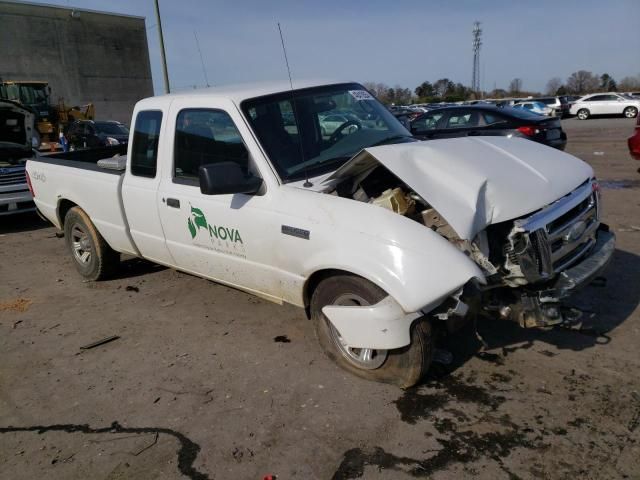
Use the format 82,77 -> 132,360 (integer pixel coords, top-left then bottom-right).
393,375 -> 506,425
333,375 -> 531,479
599,179 -> 640,190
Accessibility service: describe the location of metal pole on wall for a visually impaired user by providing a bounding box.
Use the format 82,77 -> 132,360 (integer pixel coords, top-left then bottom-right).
154,0 -> 170,94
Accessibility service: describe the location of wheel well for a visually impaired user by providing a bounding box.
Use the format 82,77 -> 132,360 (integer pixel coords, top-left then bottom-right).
303,268 -> 370,318
57,199 -> 78,227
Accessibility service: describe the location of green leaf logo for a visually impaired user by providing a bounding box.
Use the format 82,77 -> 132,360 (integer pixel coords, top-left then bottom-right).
188,217 -> 196,238
187,206 -> 208,239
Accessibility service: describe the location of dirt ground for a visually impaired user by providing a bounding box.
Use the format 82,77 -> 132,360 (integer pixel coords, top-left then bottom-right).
1,117 -> 639,480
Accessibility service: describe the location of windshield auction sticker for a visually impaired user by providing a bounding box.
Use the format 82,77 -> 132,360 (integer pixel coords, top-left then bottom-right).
348,90 -> 375,101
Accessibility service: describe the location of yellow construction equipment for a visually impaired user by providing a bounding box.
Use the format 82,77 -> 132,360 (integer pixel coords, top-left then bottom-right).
0,80 -> 95,150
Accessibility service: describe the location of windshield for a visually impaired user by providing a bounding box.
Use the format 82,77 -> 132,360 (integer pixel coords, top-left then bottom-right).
4,84 -> 49,106
241,83 -> 410,182
95,122 -> 129,135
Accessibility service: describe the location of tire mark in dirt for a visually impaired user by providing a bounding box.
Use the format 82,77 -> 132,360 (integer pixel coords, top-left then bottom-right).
0,421 -> 211,480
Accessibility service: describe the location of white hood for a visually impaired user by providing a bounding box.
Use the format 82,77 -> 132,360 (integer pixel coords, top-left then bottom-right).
325,137 -> 593,239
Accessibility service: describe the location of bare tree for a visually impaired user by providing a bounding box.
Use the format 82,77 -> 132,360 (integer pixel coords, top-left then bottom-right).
565,70 -> 599,94
545,77 -> 563,95
362,82 -> 389,100
509,78 -> 523,94
618,74 -> 640,92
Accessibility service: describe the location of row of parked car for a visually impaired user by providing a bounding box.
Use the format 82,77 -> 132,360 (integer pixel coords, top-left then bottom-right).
384,92 -> 640,154
392,92 -> 640,122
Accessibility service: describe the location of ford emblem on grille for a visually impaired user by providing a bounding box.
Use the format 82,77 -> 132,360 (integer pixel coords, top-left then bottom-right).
563,220 -> 587,243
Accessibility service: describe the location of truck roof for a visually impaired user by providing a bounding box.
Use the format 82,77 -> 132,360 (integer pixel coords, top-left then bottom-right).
135,79 -> 352,108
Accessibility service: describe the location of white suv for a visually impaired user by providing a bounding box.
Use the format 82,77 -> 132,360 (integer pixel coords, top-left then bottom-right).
570,93 -> 640,120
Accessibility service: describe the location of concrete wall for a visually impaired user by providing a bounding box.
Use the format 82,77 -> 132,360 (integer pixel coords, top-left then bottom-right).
0,1 -> 153,124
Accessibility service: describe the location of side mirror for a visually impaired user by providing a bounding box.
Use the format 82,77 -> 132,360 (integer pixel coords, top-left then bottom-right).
199,162 -> 263,196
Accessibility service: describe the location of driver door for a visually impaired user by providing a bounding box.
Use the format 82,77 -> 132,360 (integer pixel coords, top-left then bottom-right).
157,100 -> 284,300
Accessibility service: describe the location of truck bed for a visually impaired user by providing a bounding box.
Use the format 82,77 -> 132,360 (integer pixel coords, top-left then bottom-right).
27,147 -> 138,256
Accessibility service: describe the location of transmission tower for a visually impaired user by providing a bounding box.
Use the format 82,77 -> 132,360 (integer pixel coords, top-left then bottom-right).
472,21 -> 482,94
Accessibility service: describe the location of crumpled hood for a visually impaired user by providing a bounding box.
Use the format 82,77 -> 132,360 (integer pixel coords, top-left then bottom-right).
325,137 -> 593,239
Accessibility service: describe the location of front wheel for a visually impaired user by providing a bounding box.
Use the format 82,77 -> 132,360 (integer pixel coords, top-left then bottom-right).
577,109 -> 590,120
311,274 -> 433,388
624,106 -> 638,118
64,207 -> 119,281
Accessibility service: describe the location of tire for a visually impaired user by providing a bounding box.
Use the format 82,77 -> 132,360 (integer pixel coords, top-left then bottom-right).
311,274 -> 433,388
577,109 -> 590,120
624,106 -> 638,118
63,207 -> 119,281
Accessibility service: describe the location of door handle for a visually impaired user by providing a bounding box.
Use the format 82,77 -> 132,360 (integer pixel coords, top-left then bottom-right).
166,198 -> 180,208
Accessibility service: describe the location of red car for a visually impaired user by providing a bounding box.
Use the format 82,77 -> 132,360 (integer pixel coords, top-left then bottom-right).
629,114 -> 640,160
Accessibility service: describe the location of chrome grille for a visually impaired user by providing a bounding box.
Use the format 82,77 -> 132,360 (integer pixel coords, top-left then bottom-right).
509,181 -> 599,282
0,167 -> 27,186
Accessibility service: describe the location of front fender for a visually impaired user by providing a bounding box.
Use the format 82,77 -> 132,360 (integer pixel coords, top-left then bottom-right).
302,211 -> 485,314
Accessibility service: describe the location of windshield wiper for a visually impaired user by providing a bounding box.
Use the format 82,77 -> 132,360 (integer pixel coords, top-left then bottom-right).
369,135 -> 413,147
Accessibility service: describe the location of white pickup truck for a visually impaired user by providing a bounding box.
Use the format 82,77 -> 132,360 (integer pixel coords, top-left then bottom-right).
26,81 -> 615,387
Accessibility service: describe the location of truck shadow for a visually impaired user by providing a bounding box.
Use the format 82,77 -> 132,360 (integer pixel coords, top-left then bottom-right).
0,211 -> 49,234
440,248 -> 640,372
112,257 -> 168,280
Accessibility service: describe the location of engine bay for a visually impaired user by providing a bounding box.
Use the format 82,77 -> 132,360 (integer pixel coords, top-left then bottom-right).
331,164 -> 511,283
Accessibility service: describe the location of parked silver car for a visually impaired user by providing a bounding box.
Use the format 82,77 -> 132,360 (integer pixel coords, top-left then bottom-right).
569,93 -> 640,120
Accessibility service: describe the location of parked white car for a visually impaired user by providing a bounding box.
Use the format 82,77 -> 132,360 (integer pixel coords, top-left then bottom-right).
569,93 -> 640,120
26,80 -> 615,387
513,101 -> 553,116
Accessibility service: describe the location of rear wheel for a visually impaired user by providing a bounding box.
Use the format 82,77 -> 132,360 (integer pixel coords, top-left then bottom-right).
64,207 -> 119,281
577,109 -> 590,120
311,274 -> 433,388
624,106 -> 638,118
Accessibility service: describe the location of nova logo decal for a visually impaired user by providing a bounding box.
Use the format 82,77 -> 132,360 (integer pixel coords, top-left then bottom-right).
187,206 -> 243,244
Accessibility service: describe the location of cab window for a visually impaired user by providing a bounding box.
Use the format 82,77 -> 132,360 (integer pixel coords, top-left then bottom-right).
130,110 -> 162,178
173,109 -> 249,182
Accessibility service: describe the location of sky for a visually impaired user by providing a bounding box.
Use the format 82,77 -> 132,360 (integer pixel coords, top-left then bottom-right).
23,0 -> 640,95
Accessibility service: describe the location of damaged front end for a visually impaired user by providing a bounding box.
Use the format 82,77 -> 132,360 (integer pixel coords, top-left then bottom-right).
323,142 -> 614,333
483,180 -> 615,327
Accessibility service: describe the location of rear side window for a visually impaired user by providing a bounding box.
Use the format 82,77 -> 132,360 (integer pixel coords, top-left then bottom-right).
130,110 -> 162,178
445,110 -> 481,128
412,112 -> 444,131
482,111 -> 507,125
174,108 -> 248,181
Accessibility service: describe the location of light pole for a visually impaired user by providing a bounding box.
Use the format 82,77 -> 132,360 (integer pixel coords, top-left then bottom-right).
472,21 -> 482,96
154,0 -> 170,94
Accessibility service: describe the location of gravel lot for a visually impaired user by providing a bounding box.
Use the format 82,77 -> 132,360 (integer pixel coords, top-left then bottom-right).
1,116 -> 639,480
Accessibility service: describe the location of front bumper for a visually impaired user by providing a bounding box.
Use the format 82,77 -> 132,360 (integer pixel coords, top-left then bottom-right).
540,228 -> 615,300
515,228 -> 615,327
322,296 -> 422,349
